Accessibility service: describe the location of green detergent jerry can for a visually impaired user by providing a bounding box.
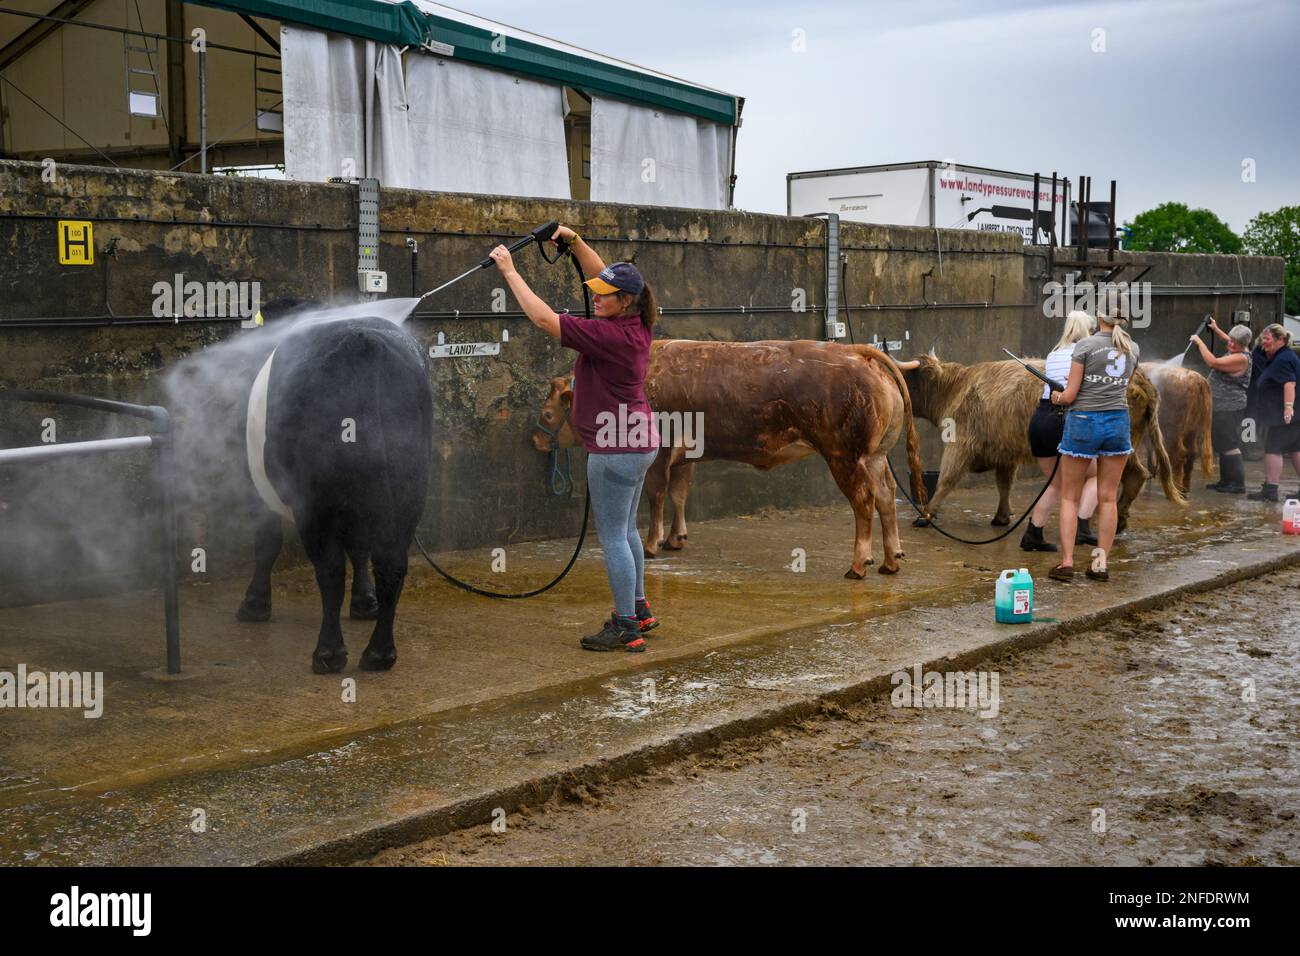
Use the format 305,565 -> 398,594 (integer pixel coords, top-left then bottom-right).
995,568 -> 1034,624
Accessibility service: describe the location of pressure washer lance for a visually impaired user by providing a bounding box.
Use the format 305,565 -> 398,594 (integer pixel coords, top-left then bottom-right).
1171,314 -> 1214,366
1001,348 -> 1065,393
417,220 -> 564,302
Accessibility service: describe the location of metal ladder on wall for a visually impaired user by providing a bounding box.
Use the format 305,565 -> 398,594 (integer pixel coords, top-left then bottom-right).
124,32 -> 162,120
254,51 -> 282,135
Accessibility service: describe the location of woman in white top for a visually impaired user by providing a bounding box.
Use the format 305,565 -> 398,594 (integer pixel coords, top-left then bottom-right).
1020,311 -> 1099,552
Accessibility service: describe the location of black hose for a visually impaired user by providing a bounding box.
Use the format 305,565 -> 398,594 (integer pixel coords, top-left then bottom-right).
887,454 -> 1060,546
413,250 -> 592,598
840,256 -> 1062,547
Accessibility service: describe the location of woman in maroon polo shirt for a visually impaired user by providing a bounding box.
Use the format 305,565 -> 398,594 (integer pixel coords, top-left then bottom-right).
490,225 -> 661,652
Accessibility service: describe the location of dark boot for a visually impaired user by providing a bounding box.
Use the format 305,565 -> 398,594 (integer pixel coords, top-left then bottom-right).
1075,516 -> 1099,546
1206,455 -> 1226,491
1214,455 -> 1246,494
580,614 -> 646,652
1248,482 -> 1279,502
635,598 -> 659,633
1019,520 -> 1058,552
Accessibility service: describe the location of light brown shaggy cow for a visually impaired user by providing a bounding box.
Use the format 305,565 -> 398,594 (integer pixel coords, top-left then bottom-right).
1138,363 -> 1214,494
897,355 -> 1186,534
533,339 -> 927,578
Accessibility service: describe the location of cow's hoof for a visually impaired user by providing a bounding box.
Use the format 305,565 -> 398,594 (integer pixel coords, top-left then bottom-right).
663,535 -> 686,551
844,566 -> 867,580
311,647 -> 348,674
990,515 -> 1010,527
235,602 -> 271,623
879,563 -> 901,575
643,548 -> 659,560
912,516 -> 932,528
359,646 -> 396,671
349,596 -> 379,621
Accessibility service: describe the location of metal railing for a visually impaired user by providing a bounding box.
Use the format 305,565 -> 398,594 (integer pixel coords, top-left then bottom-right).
0,391 -> 181,674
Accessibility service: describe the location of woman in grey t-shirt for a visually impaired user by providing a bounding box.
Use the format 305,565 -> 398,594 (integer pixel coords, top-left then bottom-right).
1046,310 -> 1140,582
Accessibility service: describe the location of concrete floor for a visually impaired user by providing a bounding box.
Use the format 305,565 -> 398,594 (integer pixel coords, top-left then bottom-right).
1,463 -> 1297,864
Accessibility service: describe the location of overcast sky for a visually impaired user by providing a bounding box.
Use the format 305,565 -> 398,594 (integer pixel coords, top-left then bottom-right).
471,0 -> 1297,231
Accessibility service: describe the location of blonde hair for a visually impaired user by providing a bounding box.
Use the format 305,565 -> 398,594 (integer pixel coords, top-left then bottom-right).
1258,323 -> 1293,348
1056,310 -> 1095,350
1097,308 -> 1135,357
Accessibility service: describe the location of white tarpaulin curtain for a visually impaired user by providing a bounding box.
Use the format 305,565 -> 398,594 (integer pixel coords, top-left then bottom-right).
281,26 -> 368,183
404,56 -> 569,198
590,97 -> 733,209
282,25 -> 569,199
364,43 -> 412,187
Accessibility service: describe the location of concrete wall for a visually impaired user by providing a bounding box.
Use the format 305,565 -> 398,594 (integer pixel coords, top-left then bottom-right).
0,160 -> 1285,602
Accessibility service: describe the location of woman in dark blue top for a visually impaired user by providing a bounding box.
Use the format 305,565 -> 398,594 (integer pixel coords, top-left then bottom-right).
1248,324 -> 1300,502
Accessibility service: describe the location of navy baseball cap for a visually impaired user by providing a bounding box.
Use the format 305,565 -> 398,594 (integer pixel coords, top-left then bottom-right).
585,262 -> 644,296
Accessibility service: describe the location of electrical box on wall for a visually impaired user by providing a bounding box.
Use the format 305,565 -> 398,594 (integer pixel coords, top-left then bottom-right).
356,177 -> 381,295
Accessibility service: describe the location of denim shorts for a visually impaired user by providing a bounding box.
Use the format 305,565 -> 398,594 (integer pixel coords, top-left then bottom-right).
1060,408 -> 1132,459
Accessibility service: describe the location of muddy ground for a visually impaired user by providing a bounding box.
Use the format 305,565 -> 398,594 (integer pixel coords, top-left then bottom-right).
366,567 -> 1300,866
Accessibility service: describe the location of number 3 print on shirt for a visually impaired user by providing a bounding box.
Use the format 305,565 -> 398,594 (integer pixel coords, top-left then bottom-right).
1104,350 -> 1127,379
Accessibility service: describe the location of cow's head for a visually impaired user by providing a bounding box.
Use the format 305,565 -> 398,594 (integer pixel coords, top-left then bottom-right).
533,376 -> 580,452
894,353 -> 948,425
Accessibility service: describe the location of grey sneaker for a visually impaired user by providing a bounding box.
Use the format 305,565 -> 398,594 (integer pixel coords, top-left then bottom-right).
581,615 -> 646,653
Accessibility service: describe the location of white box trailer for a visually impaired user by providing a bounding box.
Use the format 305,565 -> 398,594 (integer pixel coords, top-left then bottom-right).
787,161 -> 1071,244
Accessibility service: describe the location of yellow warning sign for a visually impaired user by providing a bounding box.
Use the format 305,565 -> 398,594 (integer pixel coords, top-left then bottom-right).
58,220 -> 94,265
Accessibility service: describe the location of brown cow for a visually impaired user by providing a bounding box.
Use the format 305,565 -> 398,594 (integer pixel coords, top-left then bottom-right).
1139,363 -> 1214,494
533,339 -> 927,578
897,355 -> 1186,534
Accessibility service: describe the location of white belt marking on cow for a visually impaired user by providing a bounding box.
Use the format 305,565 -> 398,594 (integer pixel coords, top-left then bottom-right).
247,349 -> 295,522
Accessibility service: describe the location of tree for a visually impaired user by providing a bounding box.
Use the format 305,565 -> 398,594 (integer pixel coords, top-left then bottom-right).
1243,205 -> 1300,314
1123,202 -> 1242,254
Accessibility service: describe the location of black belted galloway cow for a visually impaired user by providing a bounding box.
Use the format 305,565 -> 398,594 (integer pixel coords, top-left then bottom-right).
236,317 -> 433,673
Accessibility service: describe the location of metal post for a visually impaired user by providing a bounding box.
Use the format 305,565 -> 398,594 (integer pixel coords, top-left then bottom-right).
199,47 -> 207,174
1032,173 -> 1040,245
1076,175 -> 1086,264
1084,176 -> 1092,259
1049,172 -> 1058,246
824,213 -> 841,340
151,415 -> 182,675
1108,179 -> 1117,261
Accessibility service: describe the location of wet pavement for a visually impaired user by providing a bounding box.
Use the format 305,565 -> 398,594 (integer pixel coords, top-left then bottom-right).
367,566 -> 1300,866
0,464 -> 1297,864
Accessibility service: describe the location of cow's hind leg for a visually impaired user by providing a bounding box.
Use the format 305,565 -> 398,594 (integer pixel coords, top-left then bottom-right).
664,459 -> 694,550
301,520 -> 348,674
869,456 -> 905,570
360,546 -> 406,671
347,547 -> 379,620
1117,457 -> 1148,535
642,448 -> 670,559
913,447 -> 970,528
991,464 -> 1015,526
236,510 -> 282,622
826,454 -> 877,579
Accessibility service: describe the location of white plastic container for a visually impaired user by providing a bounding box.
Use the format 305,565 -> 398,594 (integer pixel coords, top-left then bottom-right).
1284,499 -> 1300,535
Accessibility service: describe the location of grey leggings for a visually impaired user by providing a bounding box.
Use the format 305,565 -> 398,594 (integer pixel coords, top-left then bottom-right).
587,449 -> 658,617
